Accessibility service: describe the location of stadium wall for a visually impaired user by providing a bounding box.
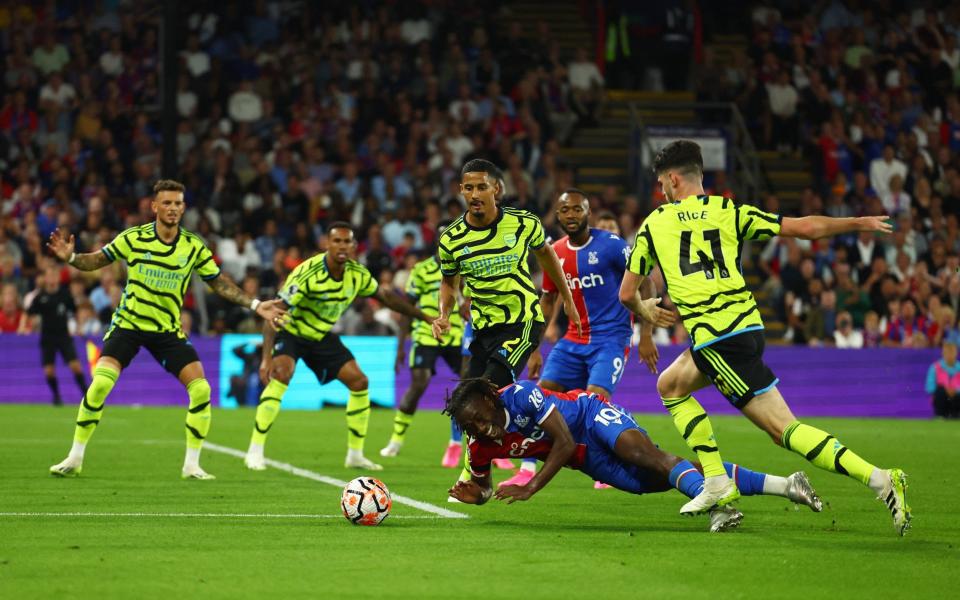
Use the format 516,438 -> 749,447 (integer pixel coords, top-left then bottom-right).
0,334 -> 935,418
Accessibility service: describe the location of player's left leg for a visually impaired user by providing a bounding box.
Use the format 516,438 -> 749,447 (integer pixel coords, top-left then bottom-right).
337,360 -> 382,470
742,387 -> 911,535
177,360 -> 215,480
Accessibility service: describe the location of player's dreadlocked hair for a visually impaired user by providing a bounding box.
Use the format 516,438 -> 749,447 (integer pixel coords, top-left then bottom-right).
442,377 -> 503,423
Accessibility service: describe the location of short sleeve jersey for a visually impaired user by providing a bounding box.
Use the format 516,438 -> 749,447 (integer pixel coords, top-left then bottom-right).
437,207 -> 545,330
278,253 -> 378,342
627,195 -> 782,349
542,228 -> 633,344
405,256 -> 463,347
102,222 -> 220,337
466,381 -> 595,477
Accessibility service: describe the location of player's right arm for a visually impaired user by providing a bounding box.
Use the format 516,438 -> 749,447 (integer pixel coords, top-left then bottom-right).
779,214 -> 892,240
637,276 -> 660,374
47,228 -> 111,271
434,240 -> 459,339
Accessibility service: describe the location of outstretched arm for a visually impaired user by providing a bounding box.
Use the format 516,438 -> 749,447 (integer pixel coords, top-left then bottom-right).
619,270 -> 676,328
374,288 -> 432,322
47,229 -> 111,271
207,273 -> 288,323
533,244 -> 582,336
780,215 -> 892,240
495,408 -> 574,503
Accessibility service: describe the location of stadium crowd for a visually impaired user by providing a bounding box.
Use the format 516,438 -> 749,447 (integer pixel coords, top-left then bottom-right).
694,2 -> 960,348
0,1 -> 600,337
1,1 -> 960,354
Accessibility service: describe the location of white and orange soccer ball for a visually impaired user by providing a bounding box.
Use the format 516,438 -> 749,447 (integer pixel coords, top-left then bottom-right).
341,476 -> 392,526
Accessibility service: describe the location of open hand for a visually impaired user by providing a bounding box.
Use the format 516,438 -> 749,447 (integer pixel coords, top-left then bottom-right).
638,335 -> 659,374
858,215 -> 893,235
256,299 -> 289,327
448,480 -> 486,504
47,228 -> 75,262
637,297 -> 675,328
494,483 -> 534,504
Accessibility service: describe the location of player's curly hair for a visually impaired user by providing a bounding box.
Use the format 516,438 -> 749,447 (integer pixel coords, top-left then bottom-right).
442,377 -> 503,422
652,140 -> 703,179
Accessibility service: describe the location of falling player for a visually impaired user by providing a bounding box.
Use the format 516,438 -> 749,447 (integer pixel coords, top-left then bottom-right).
245,222 -> 433,471
619,140 -> 910,534
47,179 -> 288,479
445,378 -> 823,533
503,189 -> 673,489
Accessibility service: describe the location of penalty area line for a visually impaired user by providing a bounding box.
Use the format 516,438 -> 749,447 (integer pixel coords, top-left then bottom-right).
0,512 -> 441,520
203,442 -> 469,520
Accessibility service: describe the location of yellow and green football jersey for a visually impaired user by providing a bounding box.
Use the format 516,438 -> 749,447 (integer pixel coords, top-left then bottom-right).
405,256 -> 463,347
627,195 -> 782,349
277,253 -> 378,342
102,222 -> 220,337
437,207 -> 545,330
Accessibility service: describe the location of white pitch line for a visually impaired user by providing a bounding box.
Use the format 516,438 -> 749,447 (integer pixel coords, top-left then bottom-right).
203,442 -> 469,520
0,512 -> 440,520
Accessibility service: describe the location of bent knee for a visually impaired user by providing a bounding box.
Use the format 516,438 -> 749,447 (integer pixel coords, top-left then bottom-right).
348,375 -> 369,391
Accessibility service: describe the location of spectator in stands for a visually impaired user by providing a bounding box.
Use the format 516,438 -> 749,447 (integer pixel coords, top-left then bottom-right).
766,69 -> 799,153
0,283 -> 23,333
870,145 -> 907,199
863,310 -> 883,348
925,335 -> 960,419
884,297 -> 932,348
834,310 -> 864,348
568,47 -> 604,126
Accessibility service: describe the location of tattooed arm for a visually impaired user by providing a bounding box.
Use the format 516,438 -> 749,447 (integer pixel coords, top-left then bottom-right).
207,273 -> 289,323
46,229 -> 111,271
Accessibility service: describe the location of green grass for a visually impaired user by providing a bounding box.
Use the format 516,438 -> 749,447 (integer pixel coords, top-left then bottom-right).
1,404 -> 958,599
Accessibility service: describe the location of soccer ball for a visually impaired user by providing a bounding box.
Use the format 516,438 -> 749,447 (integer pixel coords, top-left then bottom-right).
341,476 -> 392,526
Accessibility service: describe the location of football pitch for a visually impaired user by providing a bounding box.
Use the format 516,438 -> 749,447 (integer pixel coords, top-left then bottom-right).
2,404 -> 957,599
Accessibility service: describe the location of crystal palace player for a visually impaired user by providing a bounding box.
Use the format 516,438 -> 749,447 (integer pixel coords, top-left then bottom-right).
445,379 -> 823,532
619,140 -> 911,535
47,179 -> 287,479
504,190 -> 673,489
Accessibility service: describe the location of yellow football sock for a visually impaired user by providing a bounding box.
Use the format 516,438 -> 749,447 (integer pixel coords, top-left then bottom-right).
662,395 -> 726,478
